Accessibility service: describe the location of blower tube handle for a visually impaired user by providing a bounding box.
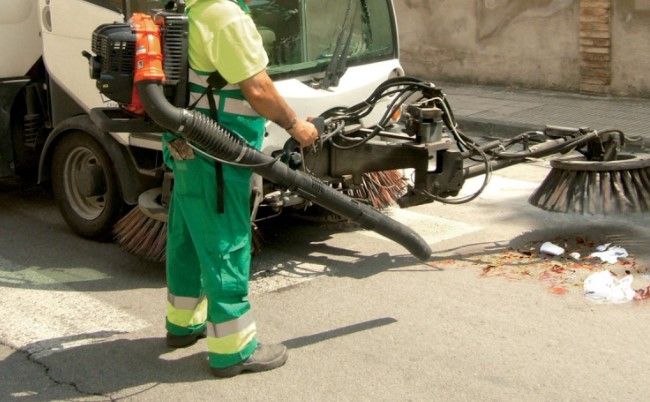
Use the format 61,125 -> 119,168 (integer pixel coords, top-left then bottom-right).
137,81 -> 432,261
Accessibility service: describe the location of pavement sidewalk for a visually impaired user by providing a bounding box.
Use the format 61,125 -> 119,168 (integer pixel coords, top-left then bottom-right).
439,82 -> 650,151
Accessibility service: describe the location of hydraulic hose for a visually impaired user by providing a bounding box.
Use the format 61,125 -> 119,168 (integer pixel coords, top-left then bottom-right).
137,81 -> 433,261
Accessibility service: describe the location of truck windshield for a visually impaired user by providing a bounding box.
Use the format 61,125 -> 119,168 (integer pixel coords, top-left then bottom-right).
109,0 -> 397,79
249,0 -> 397,79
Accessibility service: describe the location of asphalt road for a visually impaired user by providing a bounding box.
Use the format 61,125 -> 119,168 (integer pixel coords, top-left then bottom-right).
1,160 -> 650,401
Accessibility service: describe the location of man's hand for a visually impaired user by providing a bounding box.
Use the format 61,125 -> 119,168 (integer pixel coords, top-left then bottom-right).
240,71 -> 318,148
288,119 -> 318,148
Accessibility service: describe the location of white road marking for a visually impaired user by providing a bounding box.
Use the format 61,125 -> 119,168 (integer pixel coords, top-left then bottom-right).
0,259 -> 150,357
250,261 -> 328,295
460,174 -> 540,199
360,207 -> 481,245
0,267 -> 109,286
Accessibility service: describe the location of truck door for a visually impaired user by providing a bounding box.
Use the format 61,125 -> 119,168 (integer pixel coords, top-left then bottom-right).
37,1 -> 131,240
38,0 -> 123,118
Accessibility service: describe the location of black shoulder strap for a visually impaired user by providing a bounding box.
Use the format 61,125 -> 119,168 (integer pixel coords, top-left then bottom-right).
186,70 -> 229,214
207,71 -> 228,93
214,160 -> 225,214
188,70 -> 228,121
207,71 -> 228,215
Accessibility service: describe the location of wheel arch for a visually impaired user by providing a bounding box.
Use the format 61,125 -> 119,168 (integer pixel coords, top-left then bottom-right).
38,114 -> 145,205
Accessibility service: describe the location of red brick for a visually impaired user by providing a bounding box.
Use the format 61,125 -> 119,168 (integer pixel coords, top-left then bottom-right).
580,30 -> 611,39
580,46 -> 610,54
581,52 -> 611,61
580,83 -> 610,95
581,67 -> 611,78
579,38 -> 611,47
581,8 -> 609,17
580,59 -> 610,69
580,22 -> 610,31
580,0 -> 610,9
580,15 -> 609,24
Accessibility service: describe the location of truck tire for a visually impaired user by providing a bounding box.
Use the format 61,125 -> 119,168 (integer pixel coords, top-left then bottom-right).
51,131 -> 124,240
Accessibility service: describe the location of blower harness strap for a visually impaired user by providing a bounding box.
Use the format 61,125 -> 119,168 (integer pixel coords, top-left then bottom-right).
187,70 -> 229,214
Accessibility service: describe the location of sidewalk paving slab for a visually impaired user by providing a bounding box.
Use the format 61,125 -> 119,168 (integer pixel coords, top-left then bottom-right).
438,81 -> 650,150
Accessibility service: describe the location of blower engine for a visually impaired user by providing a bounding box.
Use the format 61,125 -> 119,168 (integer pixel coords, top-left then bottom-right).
85,10 -> 650,262
84,11 -> 188,123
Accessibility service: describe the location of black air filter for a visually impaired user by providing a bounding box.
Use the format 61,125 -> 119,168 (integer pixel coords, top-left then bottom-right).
91,23 -> 136,104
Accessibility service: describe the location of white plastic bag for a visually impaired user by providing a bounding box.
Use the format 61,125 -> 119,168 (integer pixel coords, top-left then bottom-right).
584,271 -> 635,304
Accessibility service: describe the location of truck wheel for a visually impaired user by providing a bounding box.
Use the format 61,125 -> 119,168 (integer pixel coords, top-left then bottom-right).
51,131 -> 124,240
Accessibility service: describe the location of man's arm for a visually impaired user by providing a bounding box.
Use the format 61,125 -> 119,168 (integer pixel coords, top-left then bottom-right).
239,70 -> 318,147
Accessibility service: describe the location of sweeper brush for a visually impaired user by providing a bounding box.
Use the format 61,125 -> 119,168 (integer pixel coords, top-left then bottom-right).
113,188 -> 168,262
529,154 -> 650,215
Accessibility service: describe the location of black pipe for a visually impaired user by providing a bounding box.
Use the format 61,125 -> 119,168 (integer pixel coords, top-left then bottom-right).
137,82 -> 432,261
463,135 -> 598,179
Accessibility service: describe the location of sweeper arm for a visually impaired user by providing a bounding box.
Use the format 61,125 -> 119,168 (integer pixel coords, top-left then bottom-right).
288,78 -> 649,212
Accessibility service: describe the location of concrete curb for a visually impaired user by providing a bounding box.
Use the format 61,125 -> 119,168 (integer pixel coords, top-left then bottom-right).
457,116 -> 649,153
457,117 -> 543,138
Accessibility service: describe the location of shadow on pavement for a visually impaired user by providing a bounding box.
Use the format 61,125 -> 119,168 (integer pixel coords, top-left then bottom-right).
0,317 -> 397,401
284,317 -> 397,349
253,214 -> 443,280
7,175 -> 648,294
0,187 -> 435,294
0,335 -> 206,401
508,223 -> 650,269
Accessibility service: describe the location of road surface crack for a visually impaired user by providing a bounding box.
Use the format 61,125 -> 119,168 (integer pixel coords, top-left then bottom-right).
0,339 -> 115,401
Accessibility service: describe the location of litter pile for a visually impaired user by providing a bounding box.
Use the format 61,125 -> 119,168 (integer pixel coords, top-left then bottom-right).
538,240 -> 650,303
447,236 -> 649,301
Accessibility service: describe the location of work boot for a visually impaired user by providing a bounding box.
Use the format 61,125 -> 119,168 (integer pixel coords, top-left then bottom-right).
166,328 -> 206,348
210,343 -> 288,378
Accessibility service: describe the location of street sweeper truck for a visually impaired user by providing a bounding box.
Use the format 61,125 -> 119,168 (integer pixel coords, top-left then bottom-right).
0,0 -> 404,239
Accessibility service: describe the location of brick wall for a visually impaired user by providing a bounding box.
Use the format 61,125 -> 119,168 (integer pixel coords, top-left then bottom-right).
579,0 -> 612,94
395,1 -> 650,97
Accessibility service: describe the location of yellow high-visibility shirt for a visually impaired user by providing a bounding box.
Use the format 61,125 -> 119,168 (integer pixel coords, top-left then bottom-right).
186,0 -> 269,84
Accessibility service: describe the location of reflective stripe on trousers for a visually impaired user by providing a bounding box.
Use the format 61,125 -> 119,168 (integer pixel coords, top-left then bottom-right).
166,294 -> 207,329
206,310 -> 257,356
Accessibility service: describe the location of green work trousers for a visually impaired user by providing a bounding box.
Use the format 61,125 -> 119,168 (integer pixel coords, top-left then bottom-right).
162,88 -> 266,368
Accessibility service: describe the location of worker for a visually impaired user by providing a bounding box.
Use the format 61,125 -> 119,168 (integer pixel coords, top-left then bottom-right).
161,0 -> 318,378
